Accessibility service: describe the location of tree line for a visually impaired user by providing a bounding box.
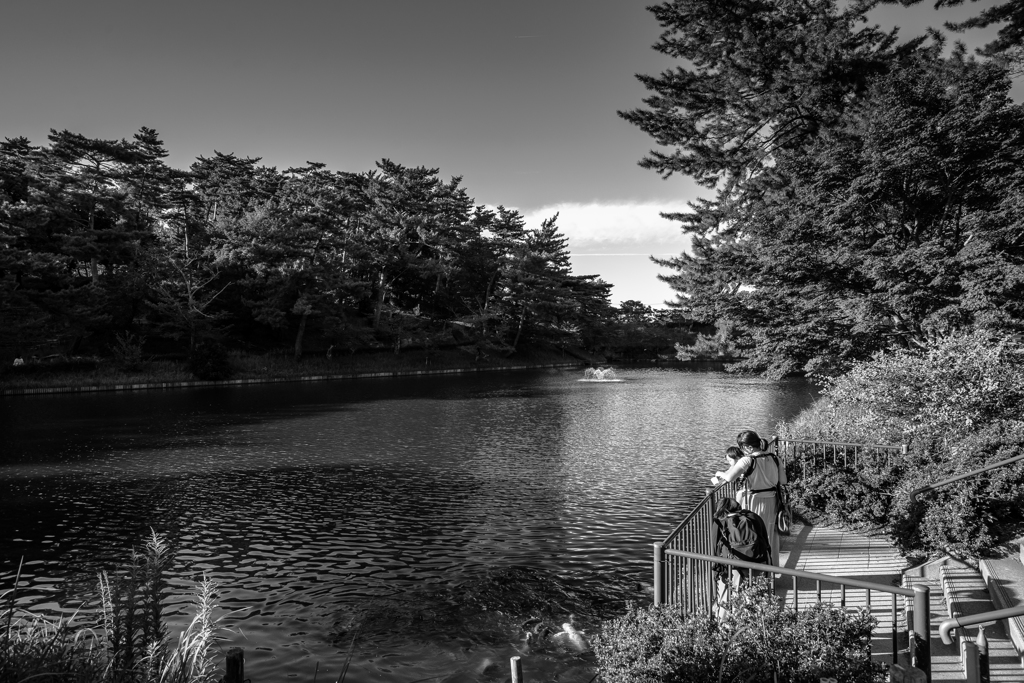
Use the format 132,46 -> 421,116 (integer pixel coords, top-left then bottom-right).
625,0 -> 1024,377
0,130 -> 623,362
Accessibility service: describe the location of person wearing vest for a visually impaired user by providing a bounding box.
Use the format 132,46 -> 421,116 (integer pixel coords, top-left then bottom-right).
710,429 -> 786,565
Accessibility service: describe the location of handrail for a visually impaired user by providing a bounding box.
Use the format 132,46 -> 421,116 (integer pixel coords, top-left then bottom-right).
910,453 -> 1024,503
939,605 -> 1024,644
656,547 -> 931,672
661,548 -> 915,597
781,438 -> 908,452
663,481 -> 733,546
663,438 -> 785,546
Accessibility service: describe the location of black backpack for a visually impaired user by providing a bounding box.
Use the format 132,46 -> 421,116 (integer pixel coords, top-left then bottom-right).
714,511 -> 771,578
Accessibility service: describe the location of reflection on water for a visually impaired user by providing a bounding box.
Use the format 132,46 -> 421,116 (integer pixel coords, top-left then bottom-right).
0,366 -> 817,682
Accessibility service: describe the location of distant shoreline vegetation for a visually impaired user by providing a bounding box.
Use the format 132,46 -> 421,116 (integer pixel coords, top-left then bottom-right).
1,132 -> 712,376
0,346 -> 589,395
0,346 -> 742,396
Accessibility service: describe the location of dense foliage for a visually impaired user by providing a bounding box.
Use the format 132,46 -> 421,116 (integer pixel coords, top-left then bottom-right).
592,579 -> 882,683
781,331 -> 1024,558
603,300 -> 709,361
624,0 -> 1024,377
0,132 -> 615,366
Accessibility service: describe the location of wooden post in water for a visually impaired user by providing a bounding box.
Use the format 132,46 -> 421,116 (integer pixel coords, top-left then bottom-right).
224,647 -> 244,683
510,655 -> 523,682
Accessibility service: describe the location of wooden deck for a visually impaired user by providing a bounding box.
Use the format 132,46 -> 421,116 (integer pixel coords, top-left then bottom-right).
780,521 -> 1022,681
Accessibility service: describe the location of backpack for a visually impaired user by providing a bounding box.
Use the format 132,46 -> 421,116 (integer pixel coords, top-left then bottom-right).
714,511 -> 770,579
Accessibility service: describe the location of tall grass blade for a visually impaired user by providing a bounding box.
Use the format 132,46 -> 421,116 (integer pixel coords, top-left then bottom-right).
336,633 -> 357,683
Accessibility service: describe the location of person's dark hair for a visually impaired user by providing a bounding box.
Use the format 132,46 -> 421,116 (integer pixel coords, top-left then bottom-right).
737,430 -> 762,450
714,498 -> 741,520
725,446 -> 743,461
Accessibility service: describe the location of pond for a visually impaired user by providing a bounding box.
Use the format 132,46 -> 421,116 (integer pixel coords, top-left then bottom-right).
0,365 -> 818,682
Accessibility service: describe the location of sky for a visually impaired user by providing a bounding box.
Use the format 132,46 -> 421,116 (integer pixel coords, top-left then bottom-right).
0,0 -> 1015,307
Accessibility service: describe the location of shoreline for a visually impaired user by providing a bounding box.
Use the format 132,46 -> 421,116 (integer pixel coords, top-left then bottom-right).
0,361 -> 585,397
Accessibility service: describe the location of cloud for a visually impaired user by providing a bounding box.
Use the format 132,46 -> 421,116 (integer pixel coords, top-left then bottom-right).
521,202 -> 691,255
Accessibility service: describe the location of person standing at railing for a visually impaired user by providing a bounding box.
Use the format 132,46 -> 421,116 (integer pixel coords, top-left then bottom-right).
712,498 -> 771,617
710,429 -> 786,564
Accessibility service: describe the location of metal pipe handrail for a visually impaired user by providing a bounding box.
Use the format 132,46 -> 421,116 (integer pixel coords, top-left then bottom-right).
939,605 -> 1024,644
779,438 -> 907,452
662,548 -> 915,596
664,437 -> 901,547
662,481 -> 734,545
911,452 -> 1024,503
656,546 -> 932,675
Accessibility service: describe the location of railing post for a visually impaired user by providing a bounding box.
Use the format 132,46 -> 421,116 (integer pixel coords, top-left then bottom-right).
653,542 -> 665,606
913,584 -> 931,681
510,655 -> 523,683
964,641 -> 980,683
224,648 -> 244,683
978,625 -> 989,683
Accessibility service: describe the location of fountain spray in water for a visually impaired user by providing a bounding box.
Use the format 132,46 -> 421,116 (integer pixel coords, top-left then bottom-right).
582,367 -> 618,381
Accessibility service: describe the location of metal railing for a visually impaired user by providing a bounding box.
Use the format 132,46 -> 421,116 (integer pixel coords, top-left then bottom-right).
653,548 -> 933,674
777,438 -> 908,476
660,438 -> 907,610
939,605 -> 1024,683
910,452 -> 1024,503
660,479 -> 742,613
655,438 -> 923,670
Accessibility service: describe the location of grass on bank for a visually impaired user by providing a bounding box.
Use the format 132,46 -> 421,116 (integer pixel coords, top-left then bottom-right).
2,531 -> 223,683
0,344 -> 588,392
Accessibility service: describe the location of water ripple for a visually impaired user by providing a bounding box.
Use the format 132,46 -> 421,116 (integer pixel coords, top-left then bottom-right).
0,367 -> 816,682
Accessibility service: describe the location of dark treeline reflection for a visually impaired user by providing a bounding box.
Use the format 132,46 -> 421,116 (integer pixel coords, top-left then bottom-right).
0,133 -> 616,361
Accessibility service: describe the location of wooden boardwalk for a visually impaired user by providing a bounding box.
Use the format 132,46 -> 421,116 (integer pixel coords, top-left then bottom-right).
780,521 -> 1022,681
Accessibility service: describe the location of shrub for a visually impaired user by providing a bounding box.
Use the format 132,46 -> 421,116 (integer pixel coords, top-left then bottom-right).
188,341 -> 233,381
790,330 -> 1024,444
593,602 -> 722,682
790,467 -> 895,530
112,332 -> 147,372
781,331 -> 1024,558
593,580 -> 883,683
675,320 -> 742,361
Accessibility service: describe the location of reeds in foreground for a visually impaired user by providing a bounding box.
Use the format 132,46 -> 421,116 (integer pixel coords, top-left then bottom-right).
1,531 -> 223,683
145,577 -> 220,683
0,606 -> 106,683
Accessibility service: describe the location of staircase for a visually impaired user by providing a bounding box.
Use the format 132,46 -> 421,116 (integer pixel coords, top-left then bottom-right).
980,551 -> 1024,668
903,554 -> 1024,680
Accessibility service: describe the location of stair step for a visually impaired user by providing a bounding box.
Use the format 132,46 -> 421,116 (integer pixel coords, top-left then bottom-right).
937,564 -> 1022,680
941,566 -> 995,627
903,564 -> 1022,680
980,556 -> 1024,665
941,566 -> 993,676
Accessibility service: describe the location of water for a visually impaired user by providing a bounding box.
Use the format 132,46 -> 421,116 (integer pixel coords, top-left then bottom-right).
0,366 -> 817,682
